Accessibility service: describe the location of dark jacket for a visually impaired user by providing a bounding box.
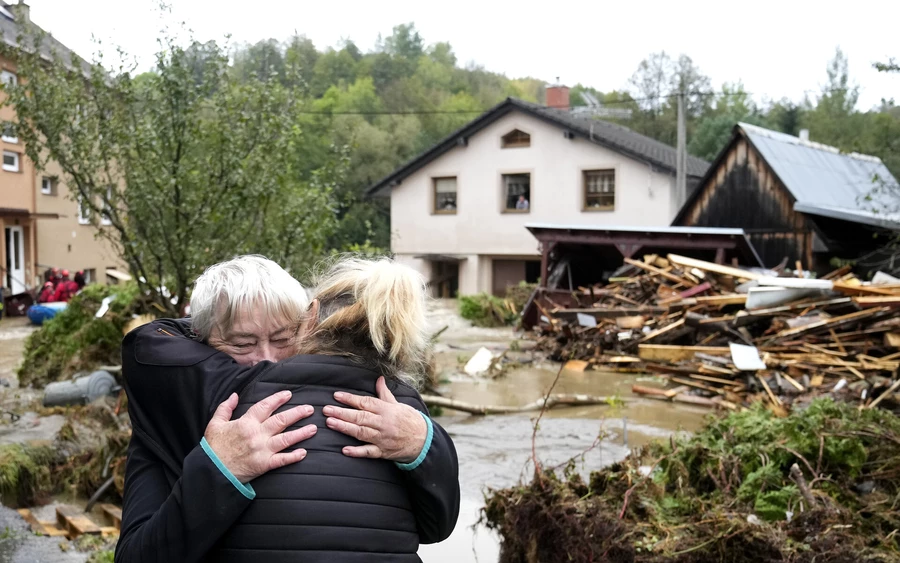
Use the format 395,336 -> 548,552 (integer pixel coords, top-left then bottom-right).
117,318 -> 460,563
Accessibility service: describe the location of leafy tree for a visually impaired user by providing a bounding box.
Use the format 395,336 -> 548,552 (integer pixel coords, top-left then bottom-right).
689,83 -> 763,161
232,38 -> 285,83
3,32 -> 338,314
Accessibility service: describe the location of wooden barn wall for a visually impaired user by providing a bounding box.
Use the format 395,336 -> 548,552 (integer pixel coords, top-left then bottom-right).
677,138 -> 813,268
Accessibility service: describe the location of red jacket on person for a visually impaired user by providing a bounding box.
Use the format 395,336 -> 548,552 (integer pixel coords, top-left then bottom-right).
51,280 -> 80,302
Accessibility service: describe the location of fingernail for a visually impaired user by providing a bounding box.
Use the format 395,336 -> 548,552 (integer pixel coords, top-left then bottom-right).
326,418 -> 336,427
281,390 -> 292,398
322,406 -> 333,415
297,449 -> 307,458
342,447 -> 352,455
305,405 -> 315,414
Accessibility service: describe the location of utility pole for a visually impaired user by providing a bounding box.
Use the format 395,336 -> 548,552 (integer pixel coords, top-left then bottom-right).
675,91 -> 687,208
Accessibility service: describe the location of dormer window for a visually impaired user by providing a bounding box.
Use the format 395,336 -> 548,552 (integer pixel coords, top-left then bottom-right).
501,129 -> 530,149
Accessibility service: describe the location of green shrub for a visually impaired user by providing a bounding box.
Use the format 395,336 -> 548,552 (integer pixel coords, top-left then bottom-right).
17,283 -> 147,387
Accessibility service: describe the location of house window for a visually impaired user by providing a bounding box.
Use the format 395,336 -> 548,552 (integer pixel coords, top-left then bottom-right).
583,169 -> 615,210
0,70 -> 16,87
2,150 -> 19,172
83,268 -> 96,283
503,173 -> 531,212
433,177 -> 457,214
1,123 -> 16,144
77,194 -> 92,225
100,186 -> 113,225
501,129 -> 530,149
41,176 -> 57,195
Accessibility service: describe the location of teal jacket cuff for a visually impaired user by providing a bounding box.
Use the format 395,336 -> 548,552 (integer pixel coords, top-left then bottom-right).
200,437 -> 256,500
395,412 -> 434,471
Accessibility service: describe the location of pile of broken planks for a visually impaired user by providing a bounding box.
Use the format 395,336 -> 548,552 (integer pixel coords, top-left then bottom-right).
533,255 -> 900,414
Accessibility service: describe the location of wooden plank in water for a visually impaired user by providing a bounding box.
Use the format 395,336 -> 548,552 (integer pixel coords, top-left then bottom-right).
56,506 -> 101,538
17,509 -> 68,537
100,503 -> 122,530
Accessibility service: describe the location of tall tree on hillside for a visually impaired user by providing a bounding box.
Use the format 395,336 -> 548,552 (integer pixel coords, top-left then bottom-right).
689,82 -> 763,161
3,33 -> 338,313
232,38 -> 285,83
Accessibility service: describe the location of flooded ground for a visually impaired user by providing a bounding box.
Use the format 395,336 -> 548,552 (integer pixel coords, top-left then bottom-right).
418,301 -> 707,562
0,302 -> 709,562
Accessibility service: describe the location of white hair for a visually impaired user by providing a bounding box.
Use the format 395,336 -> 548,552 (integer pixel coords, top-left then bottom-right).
190,255 -> 309,340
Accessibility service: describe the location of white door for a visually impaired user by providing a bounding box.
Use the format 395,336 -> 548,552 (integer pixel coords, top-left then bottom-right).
4,226 -> 25,294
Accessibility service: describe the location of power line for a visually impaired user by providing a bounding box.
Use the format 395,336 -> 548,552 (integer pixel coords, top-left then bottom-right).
294,88 -> 860,116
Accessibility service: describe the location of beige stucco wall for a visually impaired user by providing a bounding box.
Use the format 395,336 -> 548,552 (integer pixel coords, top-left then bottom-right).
34,160 -> 121,283
389,110 -> 678,294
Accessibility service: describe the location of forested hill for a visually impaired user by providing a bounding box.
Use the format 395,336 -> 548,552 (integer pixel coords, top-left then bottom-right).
226,24 -> 898,249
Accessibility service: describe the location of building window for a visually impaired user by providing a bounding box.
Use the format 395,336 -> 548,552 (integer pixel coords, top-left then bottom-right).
77,194 -> 92,225
0,70 -> 16,87
83,268 -> 96,283
1,123 -> 16,144
2,150 -> 19,172
503,173 -> 531,212
433,177 -> 457,214
100,186 -> 114,225
41,176 -> 57,195
583,169 -> 615,210
501,129 -> 530,149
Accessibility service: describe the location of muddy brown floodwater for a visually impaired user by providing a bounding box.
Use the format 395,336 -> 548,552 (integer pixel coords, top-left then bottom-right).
0,302 -> 709,562
419,300 -> 708,562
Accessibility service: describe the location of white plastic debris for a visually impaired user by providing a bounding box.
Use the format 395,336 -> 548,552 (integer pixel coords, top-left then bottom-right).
95,296 -> 114,318
785,511 -> 794,523
746,514 -> 761,526
576,313 -> 598,327
730,343 -> 767,371
872,271 -> 900,285
464,347 -> 495,377
833,378 -> 848,392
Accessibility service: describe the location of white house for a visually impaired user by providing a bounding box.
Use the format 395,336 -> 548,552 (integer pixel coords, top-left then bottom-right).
366,87 -> 709,296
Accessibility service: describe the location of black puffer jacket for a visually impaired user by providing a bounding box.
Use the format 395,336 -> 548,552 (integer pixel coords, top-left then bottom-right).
211,355 -> 440,562
118,318 -> 460,563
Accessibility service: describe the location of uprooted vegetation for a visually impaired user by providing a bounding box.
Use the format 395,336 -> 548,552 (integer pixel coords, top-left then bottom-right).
459,283 -> 536,327
0,401 -> 128,507
482,399 -> 900,562
17,283 -> 150,388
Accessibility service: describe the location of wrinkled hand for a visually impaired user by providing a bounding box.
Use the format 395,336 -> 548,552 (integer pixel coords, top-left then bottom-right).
204,391 -> 317,483
323,376 -> 427,463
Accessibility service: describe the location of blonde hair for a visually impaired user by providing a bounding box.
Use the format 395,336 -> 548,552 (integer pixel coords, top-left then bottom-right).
298,257 -> 429,387
190,255 -> 310,340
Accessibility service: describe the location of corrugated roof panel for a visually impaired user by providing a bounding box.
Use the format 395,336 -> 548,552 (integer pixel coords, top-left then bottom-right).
740,123 -> 895,211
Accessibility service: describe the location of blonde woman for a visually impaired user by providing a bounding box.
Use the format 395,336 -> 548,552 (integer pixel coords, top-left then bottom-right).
119,256 -> 459,563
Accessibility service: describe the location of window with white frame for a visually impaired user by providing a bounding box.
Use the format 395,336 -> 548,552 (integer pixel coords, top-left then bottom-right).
0,70 -> 17,87
77,195 -> 92,225
101,187 -> 113,225
41,176 -> 57,195
1,123 -> 16,144
2,150 -> 19,172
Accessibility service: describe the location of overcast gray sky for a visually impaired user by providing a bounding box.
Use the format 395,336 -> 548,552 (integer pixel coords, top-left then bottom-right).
28,0 -> 899,110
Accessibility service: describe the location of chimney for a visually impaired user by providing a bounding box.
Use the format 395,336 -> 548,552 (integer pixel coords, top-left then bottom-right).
12,1 -> 30,25
798,129 -> 810,142
546,79 -> 569,110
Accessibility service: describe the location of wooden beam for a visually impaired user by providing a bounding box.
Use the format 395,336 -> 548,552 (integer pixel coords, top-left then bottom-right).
770,307 -> 887,341
667,254 -> 762,280
623,258 -> 697,287
638,344 -> 731,362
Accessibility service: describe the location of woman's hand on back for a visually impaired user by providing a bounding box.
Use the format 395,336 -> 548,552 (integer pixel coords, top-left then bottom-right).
204,391 -> 317,483
323,377 -> 427,464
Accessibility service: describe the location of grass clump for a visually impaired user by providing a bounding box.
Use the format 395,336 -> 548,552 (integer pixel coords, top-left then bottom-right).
482,399 -> 900,562
0,443 -> 57,507
459,283 -> 535,328
17,283 -> 147,388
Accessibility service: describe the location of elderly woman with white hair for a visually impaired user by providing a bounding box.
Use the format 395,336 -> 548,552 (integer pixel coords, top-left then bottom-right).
118,255 -> 459,563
